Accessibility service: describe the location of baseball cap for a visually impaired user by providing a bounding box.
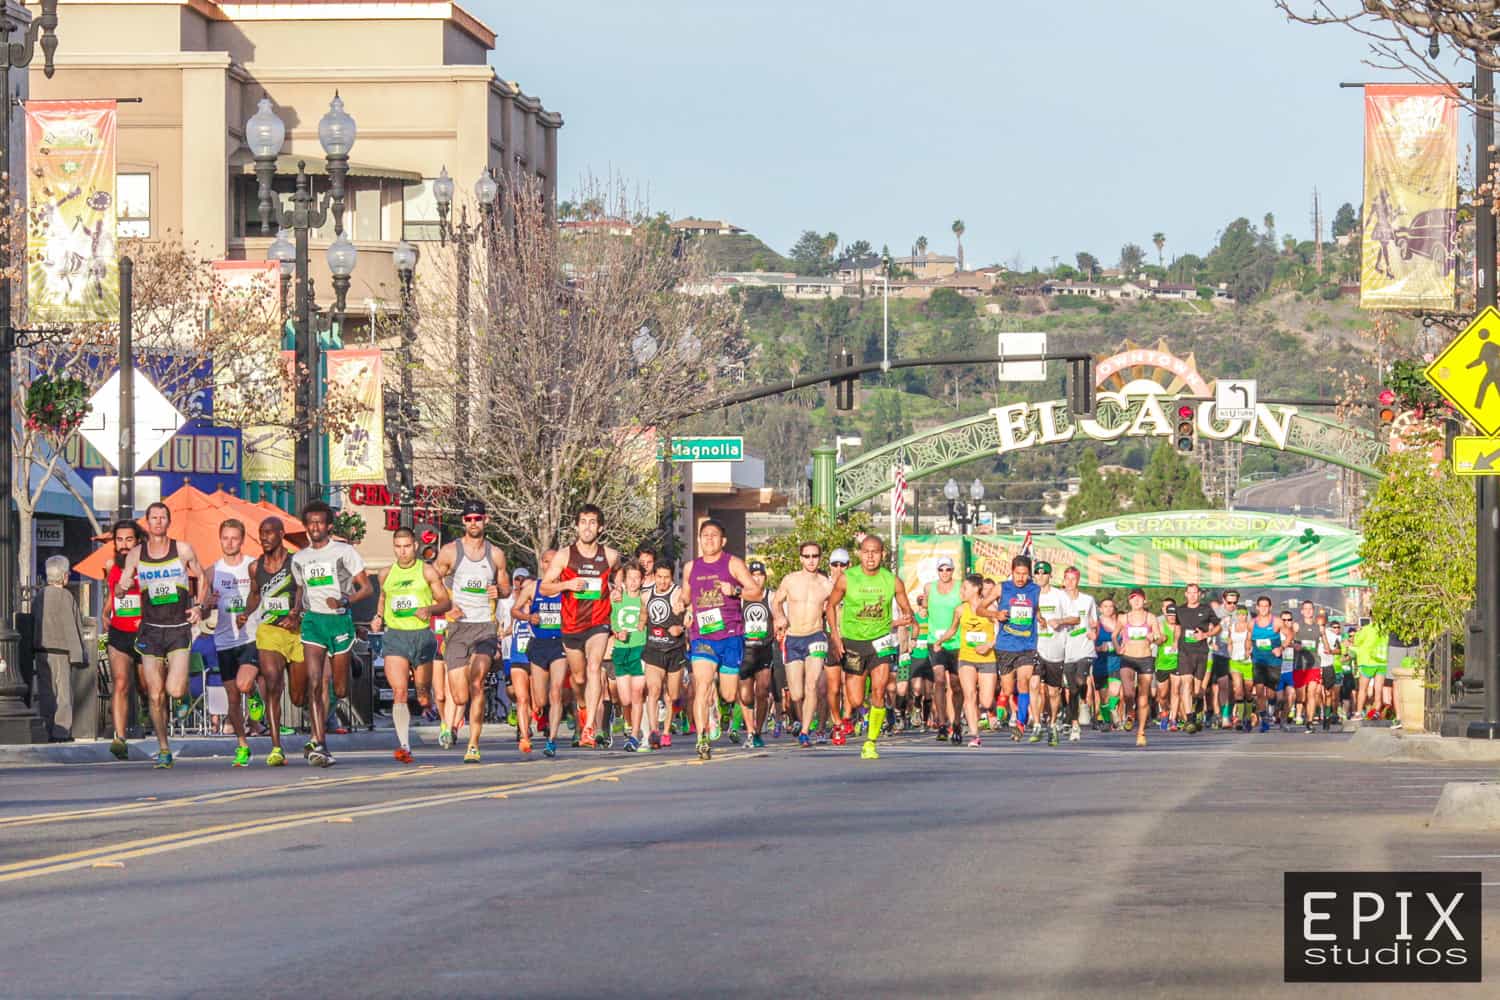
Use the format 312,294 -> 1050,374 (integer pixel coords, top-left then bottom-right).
1034,560 -> 1052,575
749,560 -> 766,574
829,548 -> 850,565
512,567 -> 530,580
936,556 -> 955,570
1163,601 -> 1178,614
461,499 -> 486,518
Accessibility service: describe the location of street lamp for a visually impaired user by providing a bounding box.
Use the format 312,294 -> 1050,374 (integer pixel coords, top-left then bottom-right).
944,476 -> 985,535
391,240 -> 419,531
880,250 -> 892,371
432,164 -> 501,479
0,1 -> 62,743
249,93 -> 358,514
267,228 -> 295,318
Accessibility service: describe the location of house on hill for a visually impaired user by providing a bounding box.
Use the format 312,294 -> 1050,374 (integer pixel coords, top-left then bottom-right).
671,218 -> 746,236
893,253 -> 958,279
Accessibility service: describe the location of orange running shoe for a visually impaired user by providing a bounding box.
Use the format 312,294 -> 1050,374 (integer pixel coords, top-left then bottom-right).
519,736 -> 532,754
580,726 -> 596,748
393,746 -> 413,764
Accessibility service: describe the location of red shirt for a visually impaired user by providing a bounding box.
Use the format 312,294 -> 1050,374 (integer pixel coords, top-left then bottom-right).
560,542 -> 611,634
107,562 -> 143,633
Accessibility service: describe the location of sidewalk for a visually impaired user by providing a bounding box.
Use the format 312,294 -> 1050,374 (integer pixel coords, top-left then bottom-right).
1342,725 -> 1500,763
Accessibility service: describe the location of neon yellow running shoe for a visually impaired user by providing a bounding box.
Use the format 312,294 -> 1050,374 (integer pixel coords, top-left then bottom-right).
266,746 -> 287,766
463,746 -> 481,764
860,741 -> 879,760
233,745 -> 251,767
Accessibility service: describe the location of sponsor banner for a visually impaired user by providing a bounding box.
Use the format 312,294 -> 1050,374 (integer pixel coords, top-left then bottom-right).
1361,84 -> 1458,310
240,351 -> 295,483
326,349 -> 384,483
25,99 -> 119,322
894,535 -> 965,602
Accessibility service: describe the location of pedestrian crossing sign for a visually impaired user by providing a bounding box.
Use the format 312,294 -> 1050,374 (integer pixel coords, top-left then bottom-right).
1450,436 -> 1500,476
1426,306 -> 1500,436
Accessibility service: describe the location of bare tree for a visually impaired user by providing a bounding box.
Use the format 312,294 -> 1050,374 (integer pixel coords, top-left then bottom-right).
1276,2 -> 1500,89
412,175 -> 745,562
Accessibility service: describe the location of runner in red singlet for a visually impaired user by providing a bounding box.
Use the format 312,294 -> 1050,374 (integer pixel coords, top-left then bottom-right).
540,504 -> 620,748
104,520 -> 144,760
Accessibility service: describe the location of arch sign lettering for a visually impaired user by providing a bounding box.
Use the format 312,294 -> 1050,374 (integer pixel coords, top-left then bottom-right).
831,341 -> 1384,513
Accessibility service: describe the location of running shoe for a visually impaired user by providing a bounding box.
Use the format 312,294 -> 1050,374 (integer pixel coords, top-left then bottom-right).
696,738 -> 712,761
596,729 -> 613,750
968,737 -> 982,748
860,741 -> 879,760
1069,722 -> 1081,743
507,708 -> 518,727
1183,721 -> 1200,735
266,746 -> 287,766
543,739 -> 557,758
438,726 -> 455,750
1259,715 -> 1270,733
623,735 -> 639,753
233,745 -> 251,767
842,717 -> 855,737
394,746 -> 413,764
109,736 -> 129,761
634,739 -> 652,753
1159,716 -> 1169,732
579,726 -> 596,749
728,728 -> 742,744
1168,720 -> 1180,733
153,749 -> 174,769
1047,725 -> 1059,747
751,733 -> 765,749
308,743 -> 335,767
661,732 -> 673,749
464,746 -> 481,763
1028,726 -> 1044,744
949,727 -> 962,745
830,729 -> 847,747
773,718 -> 784,738
798,733 -> 812,748
519,736 -> 532,754
303,739 -> 316,759
1305,723 -> 1315,734
1136,733 -> 1147,747
709,717 -> 722,741
648,731 -> 661,749
936,725 -> 949,742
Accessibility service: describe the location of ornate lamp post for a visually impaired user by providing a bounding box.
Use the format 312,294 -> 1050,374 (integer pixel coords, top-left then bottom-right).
0,1 -> 61,743
246,93 -> 359,513
944,476 -> 985,535
391,239 -> 419,530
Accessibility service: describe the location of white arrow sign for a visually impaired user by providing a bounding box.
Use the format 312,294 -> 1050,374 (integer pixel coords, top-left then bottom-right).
78,368 -> 187,473
1215,378 -> 1257,421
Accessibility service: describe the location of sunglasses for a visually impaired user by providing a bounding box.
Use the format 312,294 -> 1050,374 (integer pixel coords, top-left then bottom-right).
462,515 -> 485,523
938,566 -> 953,572
800,552 -> 821,559
831,561 -> 849,568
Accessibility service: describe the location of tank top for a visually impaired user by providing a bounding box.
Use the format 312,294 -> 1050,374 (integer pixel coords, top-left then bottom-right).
610,593 -> 646,649
510,616 -> 534,660
841,566 -> 895,642
1295,620 -> 1322,655
1096,621 -> 1120,668
253,551 -> 297,623
560,543 -> 611,633
138,539 -> 191,628
1229,623 -> 1251,662
1321,627 -> 1340,668
1250,618 -> 1280,663
645,584 -> 685,650
211,557 -> 255,650
385,559 -> 434,631
531,585 -> 563,638
957,606 -> 995,660
743,596 -> 772,649
686,551 -> 743,641
925,581 -> 963,652
1155,621 -> 1178,670
107,561 -> 142,633
448,541 -> 497,624
911,608 -> 930,660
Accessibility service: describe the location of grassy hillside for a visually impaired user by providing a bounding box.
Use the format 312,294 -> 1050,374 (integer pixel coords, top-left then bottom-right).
691,233 -> 791,272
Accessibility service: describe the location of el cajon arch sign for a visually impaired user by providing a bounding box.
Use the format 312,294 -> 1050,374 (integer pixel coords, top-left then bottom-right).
822,343 -> 1385,514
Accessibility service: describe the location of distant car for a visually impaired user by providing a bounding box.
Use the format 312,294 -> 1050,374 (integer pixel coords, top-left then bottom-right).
1394,208 -> 1457,274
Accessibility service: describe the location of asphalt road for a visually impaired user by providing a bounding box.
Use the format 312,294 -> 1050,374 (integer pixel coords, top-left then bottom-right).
1,728 -> 1498,999
1234,468 -> 1340,516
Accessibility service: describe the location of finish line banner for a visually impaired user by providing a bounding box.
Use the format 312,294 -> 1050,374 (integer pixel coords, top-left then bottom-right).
1360,84 -> 1458,311
899,512 -> 1365,590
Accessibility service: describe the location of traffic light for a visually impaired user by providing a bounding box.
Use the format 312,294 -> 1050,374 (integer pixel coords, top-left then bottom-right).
416,520 -> 441,563
834,347 -> 857,411
1378,388 -> 1397,424
1174,402 -> 1196,453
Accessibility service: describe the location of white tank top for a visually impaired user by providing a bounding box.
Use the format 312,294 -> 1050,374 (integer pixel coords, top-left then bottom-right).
212,557 -> 256,651
448,541 -> 497,623
1228,624 -> 1250,662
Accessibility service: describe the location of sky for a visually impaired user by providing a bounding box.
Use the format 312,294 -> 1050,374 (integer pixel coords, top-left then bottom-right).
469,0 -> 1442,271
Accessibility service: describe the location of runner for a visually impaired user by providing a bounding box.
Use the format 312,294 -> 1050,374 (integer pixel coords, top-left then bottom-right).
992,555 -> 1041,743
771,541 -> 832,749
738,561 -> 775,749
1278,609 -> 1299,727
1058,566 -> 1098,743
541,505 -> 620,749
1032,562 -> 1067,746
1350,619 -> 1389,721
825,547 -> 851,736
370,527 -> 451,762
1118,589 -> 1163,747
1225,606 -> 1254,730
610,562 -> 650,752
240,517 -> 301,766
1092,597 -> 1123,730
433,500 -> 509,760
918,555 -> 964,743
502,567 -> 536,743
1210,590 -> 1241,728
681,520 -> 762,760
112,502 -> 211,769
1317,613 -> 1343,731
104,520 -> 143,761
934,572 -> 994,747
642,559 -> 687,749
826,534 -> 913,760
208,519 -> 260,766
1248,597 -> 1282,732
289,500 -> 374,767
1174,583 -> 1218,734
907,590 -> 933,730
1291,601 -> 1324,734
1155,602 -> 1181,731
514,550 -> 568,756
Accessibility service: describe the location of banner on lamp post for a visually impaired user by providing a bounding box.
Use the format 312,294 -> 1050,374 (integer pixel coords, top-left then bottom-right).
326,349 -> 384,483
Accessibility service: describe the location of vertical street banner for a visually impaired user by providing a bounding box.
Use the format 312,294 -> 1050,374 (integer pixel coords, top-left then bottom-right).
25,99 -> 119,322
325,349 -> 385,483
1360,84 -> 1458,310
210,261 -> 287,482
239,351 -> 295,483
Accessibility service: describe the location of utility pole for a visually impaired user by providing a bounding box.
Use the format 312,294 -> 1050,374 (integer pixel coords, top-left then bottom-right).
1470,56 -> 1500,739
116,257 -> 134,524
1311,188 -> 1325,275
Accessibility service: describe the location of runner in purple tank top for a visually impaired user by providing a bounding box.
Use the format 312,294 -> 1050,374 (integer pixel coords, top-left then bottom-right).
681,518 -> 762,760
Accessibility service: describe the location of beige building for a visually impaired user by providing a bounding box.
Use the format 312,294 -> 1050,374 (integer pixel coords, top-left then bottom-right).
27,0 -> 562,321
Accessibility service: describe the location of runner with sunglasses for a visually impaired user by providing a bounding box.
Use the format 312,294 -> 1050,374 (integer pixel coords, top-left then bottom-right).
772,542 -> 833,748
918,555 -> 963,743
433,500 -> 509,761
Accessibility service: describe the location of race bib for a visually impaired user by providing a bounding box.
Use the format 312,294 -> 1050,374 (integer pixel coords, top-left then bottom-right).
616,607 -> 641,631
1069,625 -> 1088,638
964,630 -> 989,644
147,581 -> 179,605
808,641 -> 828,659
1255,638 -> 1272,649
1097,641 -> 1113,653
262,596 -> 290,615
226,597 -> 246,614
1182,634 -> 1201,644
516,635 -> 531,653
746,626 -> 769,639
1127,624 -> 1148,640
913,638 -> 929,651
433,618 -> 448,635
1301,639 -> 1317,650
305,563 -> 334,587
539,609 -> 562,629
391,595 -> 419,618
575,577 -> 603,600
460,576 -> 488,595
115,594 -> 141,618
696,608 -> 725,634
1008,599 -> 1033,627
872,634 -> 897,653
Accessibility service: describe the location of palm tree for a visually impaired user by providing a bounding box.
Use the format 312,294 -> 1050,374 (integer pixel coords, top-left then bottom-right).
952,219 -> 965,272
1152,232 -> 1165,267
915,235 -> 928,258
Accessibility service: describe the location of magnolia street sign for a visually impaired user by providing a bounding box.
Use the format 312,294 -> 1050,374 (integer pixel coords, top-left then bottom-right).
657,436 -> 743,462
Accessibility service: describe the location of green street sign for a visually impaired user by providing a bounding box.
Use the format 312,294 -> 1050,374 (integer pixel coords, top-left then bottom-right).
658,436 -> 743,462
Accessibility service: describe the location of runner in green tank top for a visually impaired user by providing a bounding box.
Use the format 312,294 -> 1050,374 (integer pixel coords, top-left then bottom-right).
922,562 -> 964,739
1155,605 -> 1180,732
610,564 -> 649,751
826,535 -> 914,761
371,528 -> 451,762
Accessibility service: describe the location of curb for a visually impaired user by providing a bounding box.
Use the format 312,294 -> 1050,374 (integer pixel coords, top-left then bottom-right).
1430,782 -> 1500,830
1342,726 -> 1500,764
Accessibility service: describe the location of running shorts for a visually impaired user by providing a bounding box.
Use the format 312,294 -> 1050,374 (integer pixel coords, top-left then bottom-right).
740,643 -> 773,678
1119,654 -> 1154,675
840,637 -> 896,676
561,624 -> 611,652
1177,645 -> 1210,680
1358,663 -> 1387,678
910,657 -> 936,682
1209,652 -> 1230,681
216,642 -> 257,683
994,649 -> 1036,676
612,644 -> 645,677
642,644 -> 686,672
384,627 -> 438,667
1228,659 -> 1252,681
1251,658 -> 1280,688
527,636 -> 567,668
134,622 -> 192,660
929,646 -> 959,672
301,611 -> 355,655
958,658 -> 997,675
690,635 -> 744,674
445,621 -> 499,665
107,625 -> 141,661
1155,668 -> 1176,685
1091,658 -> 1111,683
1340,672 -> 1356,698
1320,666 -> 1337,689
1039,657 -> 1065,688
783,632 -> 828,664
1062,659 -> 1091,690
255,621 -> 303,664
1292,668 -> 1318,689
772,653 -> 788,692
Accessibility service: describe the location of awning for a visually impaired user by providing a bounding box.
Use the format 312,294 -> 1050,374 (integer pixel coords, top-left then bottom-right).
231,152 -> 423,185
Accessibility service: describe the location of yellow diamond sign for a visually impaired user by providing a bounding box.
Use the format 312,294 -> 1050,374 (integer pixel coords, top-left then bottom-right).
1425,306 -> 1500,436
1451,436 -> 1500,476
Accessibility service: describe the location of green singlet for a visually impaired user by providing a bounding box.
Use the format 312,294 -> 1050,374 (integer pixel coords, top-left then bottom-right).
841,566 -> 895,642
1156,620 -> 1178,672
384,558 -> 433,631
925,580 -> 963,652
611,594 -> 646,649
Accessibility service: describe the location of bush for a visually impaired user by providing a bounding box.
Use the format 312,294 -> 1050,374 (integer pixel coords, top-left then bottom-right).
925,287 -> 974,319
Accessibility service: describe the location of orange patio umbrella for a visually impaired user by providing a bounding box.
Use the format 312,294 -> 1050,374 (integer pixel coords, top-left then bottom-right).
74,485 -> 303,579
